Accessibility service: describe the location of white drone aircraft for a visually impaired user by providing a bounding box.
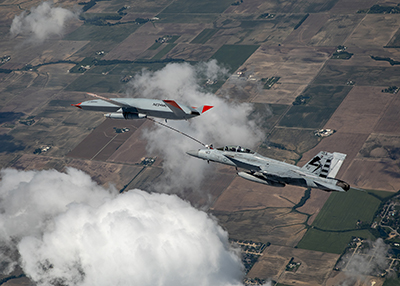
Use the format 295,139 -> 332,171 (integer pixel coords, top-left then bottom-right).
72,93 -> 213,120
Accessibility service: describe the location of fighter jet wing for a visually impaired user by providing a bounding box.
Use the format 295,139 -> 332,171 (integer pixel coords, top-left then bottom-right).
223,154 -> 262,171
163,100 -> 188,118
87,93 -> 131,108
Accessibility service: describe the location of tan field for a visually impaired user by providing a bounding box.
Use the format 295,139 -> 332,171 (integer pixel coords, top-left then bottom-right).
245,46 -> 332,104
212,177 -> 305,211
249,245 -> 340,285
283,13 -> 329,46
105,22 -> 210,60
374,96 -> 400,135
212,207 -> 308,247
344,14 -> 400,48
323,86 -> 394,134
308,14 -> 364,46
67,118 -> 145,161
329,0 -> 377,14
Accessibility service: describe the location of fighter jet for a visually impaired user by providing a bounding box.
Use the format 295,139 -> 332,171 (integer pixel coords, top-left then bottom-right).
186,145 -> 350,192
71,93 -> 213,120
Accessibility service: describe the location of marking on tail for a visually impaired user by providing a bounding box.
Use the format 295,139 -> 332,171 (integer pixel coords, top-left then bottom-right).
201,105 -> 213,113
301,151 -> 346,179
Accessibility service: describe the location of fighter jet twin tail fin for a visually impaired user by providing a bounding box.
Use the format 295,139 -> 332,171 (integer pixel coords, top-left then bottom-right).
301,151 -> 346,179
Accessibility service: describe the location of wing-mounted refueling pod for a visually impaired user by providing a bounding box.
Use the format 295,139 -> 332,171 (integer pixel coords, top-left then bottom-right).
104,110 -> 147,119
237,171 -> 286,187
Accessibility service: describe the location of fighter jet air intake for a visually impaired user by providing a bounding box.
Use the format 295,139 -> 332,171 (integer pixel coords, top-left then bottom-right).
187,145 -> 350,192
72,93 -> 213,120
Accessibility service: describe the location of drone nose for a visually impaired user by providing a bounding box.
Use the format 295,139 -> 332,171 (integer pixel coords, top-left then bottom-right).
71,102 -> 82,109
186,150 -> 199,158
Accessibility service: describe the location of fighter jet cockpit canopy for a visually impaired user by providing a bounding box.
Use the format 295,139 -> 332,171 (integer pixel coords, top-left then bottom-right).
216,145 -> 255,154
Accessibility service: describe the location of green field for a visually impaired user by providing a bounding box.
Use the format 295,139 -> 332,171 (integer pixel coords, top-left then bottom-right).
314,64 -> 400,86
211,44 -> 260,72
301,85 -> 352,108
297,189 -> 384,254
190,29 -> 218,44
65,74 -> 123,93
312,190 -> 381,230
297,229 -> 375,254
303,0 -> 339,13
108,62 -> 168,74
278,85 -> 352,128
383,277 -> 400,286
100,0 -> 171,13
148,42 -> 163,50
152,44 -> 177,60
156,13 -> 218,23
278,106 -> 337,129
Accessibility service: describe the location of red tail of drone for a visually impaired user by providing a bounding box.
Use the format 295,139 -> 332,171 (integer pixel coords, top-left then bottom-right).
197,105 -> 213,114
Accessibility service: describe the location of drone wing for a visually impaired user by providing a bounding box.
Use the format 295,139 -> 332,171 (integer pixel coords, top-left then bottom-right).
163,100 -> 188,118
87,92 -> 131,108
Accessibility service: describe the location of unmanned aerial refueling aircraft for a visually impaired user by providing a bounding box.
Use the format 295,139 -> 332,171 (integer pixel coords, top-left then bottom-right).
187,145 -> 350,192
72,93 -> 213,120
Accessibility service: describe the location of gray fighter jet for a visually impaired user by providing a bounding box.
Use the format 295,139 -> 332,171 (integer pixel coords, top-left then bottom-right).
72,93 -> 213,120
187,145 -> 350,192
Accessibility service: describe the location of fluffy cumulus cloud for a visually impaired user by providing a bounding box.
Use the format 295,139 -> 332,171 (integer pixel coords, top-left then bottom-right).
127,60 -> 264,192
10,1 -> 79,42
0,168 -> 244,286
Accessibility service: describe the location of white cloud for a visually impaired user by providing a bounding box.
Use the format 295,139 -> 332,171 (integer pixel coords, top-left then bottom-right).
10,1 -> 79,42
338,238 -> 390,285
126,60 -> 265,193
0,168 -> 244,286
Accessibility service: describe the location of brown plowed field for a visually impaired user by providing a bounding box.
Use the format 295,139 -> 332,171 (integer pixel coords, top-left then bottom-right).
329,0 -> 376,13
374,95 -> 400,134
344,14 -> 400,49
343,159 -> 400,191
245,46 -> 332,104
107,120 -> 159,164
212,177 -> 305,212
308,14 -> 364,46
249,245 -> 340,285
296,190 -> 331,225
283,13 -> 329,46
67,118 -> 145,160
322,86 -> 394,134
212,208 -> 308,247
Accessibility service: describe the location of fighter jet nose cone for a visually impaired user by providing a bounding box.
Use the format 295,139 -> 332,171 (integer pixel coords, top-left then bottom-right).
186,150 -> 199,158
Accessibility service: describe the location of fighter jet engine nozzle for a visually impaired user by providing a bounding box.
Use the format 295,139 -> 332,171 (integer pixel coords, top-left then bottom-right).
336,179 -> 350,192
104,112 -> 147,120
237,172 -> 285,187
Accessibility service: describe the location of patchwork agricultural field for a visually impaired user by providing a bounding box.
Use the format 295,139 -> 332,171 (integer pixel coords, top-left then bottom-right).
297,189 -> 392,254
2,0 -> 400,285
